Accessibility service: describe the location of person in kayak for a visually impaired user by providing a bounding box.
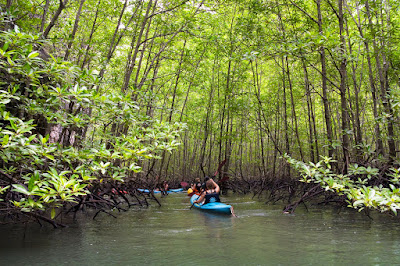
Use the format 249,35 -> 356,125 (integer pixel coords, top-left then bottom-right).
160,180 -> 169,196
193,178 -> 202,195
194,178 -> 221,205
201,176 -> 210,191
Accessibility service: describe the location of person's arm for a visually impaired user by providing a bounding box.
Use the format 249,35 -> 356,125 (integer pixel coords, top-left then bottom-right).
194,192 -> 206,203
211,179 -> 220,193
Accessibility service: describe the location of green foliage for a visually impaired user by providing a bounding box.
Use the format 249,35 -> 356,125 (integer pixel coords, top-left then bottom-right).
0,27 -> 183,215
284,154 -> 400,215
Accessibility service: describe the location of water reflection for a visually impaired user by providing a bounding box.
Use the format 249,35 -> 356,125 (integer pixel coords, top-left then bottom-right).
1,194 -> 400,265
195,211 -> 234,239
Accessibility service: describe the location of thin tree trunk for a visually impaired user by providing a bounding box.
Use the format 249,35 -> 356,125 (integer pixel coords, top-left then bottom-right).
43,0 -> 69,38
81,0 -> 101,69
179,46 -> 206,122
40,0 -> 50,32
317,0 -> 334,159
351,3 -> 384,155
338,0 -> 350,173
98,0 -> 129,81
255,60 -> 266,176
6,0 -> 13,10
64,0 -> 85,60
365,0 -> 396,161
123,0 -> 154,93
345,12 -> 363,159
168,39 -> 186,122
281,57 -> 290,158
134,2 -> 157,89
302,60 -> 315,163
286,57 -> 304,161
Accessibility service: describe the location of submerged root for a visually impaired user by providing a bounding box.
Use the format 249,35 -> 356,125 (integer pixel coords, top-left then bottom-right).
226,174 -> 349,214
282,185 -> 323,213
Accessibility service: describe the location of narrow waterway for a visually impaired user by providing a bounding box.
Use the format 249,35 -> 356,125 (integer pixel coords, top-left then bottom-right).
1,193 -> 400,265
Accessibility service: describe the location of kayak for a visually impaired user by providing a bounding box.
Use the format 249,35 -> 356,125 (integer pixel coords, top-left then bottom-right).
168,188 -> 184,193
190,194 -> 232,215
137,189 -> 161,194
137,188 -> 184,193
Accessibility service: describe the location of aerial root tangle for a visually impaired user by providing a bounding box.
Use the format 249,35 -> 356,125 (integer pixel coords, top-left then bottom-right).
0,182 -> 162,227
282,185 -> 324,214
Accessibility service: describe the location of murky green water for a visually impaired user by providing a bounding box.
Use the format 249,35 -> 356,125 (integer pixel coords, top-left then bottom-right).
1,193 -> 400,265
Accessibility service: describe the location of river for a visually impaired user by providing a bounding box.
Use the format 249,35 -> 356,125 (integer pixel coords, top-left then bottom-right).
1,193 -> 400,265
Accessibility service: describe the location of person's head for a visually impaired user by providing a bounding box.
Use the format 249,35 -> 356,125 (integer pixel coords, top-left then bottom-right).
195,178 -> 200,183
204,176 -> 210,182
206,179 -> 215,189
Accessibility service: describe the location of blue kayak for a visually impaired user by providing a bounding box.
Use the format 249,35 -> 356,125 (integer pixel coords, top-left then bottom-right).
137,189 -> 161,194
168,188 -> 184,193
190,194 -> 232,214
137,188 -> 184,193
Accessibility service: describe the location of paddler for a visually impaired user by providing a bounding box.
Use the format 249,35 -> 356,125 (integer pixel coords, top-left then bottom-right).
193,178 -> 221,205
193,178 -> 202,195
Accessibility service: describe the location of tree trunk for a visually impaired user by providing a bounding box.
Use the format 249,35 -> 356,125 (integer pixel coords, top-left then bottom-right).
317,0 -> 334,159
43,0 -> 69,39
365,0 -> 396,161
40,0 -> 50,33
345,13 -> 363,159
338,0 -> 350,173
98,0 -> 129,82
302,60 -> 315,163
168,39 -> 186,122
64,0 -> 86,60
81,0 -> 101,69
122,0 -> 154,93
286,57 -> 304,161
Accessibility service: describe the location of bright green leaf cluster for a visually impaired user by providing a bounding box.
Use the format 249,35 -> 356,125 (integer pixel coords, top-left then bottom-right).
284,154 -> 400,215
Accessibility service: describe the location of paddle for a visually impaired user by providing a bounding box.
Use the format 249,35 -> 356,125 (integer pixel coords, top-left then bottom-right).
230,206 -> 238,217
190,194 -> 200,210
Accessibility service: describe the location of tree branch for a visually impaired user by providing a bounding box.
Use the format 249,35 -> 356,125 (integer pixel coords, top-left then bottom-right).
286,0 -> 319,24
148,0 -> 191,19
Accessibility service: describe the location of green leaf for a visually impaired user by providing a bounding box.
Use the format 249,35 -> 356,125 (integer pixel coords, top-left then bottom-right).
2,135 -> 10,146
44,154 -> 55,161
27,51 -> 39,59
41,134 -> 49,144
51,207 -> 56,219
12,184 -> 31,195
2,42 -> 9,52
28,175 -> 36,191
0,185 -> 10,194
7,56 -> 14,66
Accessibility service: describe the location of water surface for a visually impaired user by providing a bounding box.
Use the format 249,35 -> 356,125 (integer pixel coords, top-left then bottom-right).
1,193 -> 399,265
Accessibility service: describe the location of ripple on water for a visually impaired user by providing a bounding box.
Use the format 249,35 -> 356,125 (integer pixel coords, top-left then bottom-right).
239,209 -> 271,217
153,228 -> 199,236
231,201 -> 257,205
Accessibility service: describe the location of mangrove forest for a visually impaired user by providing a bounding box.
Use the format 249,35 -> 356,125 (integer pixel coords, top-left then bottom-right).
1,0 -> 400,227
